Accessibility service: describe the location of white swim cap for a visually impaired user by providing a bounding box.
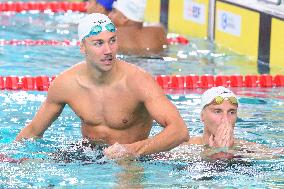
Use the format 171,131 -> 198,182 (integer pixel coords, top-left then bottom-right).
201,86 -> 238,110
113,0 -> 147,22
78,13 -> 116,42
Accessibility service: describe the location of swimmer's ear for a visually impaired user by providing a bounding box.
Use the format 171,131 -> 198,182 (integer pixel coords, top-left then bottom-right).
200,111 -> 204,123
79,42 -> 87,55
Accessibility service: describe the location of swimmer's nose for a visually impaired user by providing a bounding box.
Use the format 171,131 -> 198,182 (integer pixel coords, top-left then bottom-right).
104,43 -> 112,53
223,114 -> 229,121
221,114 -> 229,124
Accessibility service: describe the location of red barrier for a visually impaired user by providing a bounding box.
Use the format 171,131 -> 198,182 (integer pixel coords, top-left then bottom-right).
155,75 -> 170,89
0,75 -> 283,91
0,2 -> 87,12
5,76 -> 20,90
27,2 -> 36,11
7,2 -> 20,12
0,2 -> 10,12
230,75 -> 243,87
274,75 -> 284,87
176,36 -> 189,45
200,75 -> 214,88
167,38 -> 179,44
170,75 -> 185,89
259,74 -> 273,87
40,2 -> 48,12
0,77 -> 4,90
244,75 -> 259,87
215,75 -> 230,87
35,76 -> 50,91
167,36 -> 189,45
22,77 -> 35,90
59,2 -> 72,11
48,2 -> 60,12
185,75 -> 199,89
0,37 -> 188,46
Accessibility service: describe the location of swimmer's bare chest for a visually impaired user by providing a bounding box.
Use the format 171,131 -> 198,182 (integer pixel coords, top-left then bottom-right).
67,86 -> 152,144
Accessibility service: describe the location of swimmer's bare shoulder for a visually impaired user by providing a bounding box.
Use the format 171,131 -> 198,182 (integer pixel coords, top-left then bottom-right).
47,62 -> 85,103
123,60 -> 164,98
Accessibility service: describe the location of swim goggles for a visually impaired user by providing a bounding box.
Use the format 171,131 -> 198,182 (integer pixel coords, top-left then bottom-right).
211,96 -> 238,106
83,23 -> 116,41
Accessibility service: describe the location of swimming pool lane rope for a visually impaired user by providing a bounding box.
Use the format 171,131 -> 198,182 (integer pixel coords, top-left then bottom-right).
0,36 -> 189,46
0,75 -> 283,91
0,1 -> 190,45
0,1 -> 87,13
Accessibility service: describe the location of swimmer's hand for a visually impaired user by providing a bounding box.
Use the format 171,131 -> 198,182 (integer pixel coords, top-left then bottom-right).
209,118 -> 234,148
103,143 -> 137,160
207,151 -> 235,160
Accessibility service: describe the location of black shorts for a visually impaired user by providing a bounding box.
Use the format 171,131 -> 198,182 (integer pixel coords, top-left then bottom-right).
51,140 -> 109,164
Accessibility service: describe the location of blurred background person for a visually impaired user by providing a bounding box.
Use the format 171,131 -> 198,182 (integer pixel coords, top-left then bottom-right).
85,0 -> 115,15
108,0 -> 168,55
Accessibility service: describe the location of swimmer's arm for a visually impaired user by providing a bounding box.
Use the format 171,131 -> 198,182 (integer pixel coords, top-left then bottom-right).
15,78 -> 66,141
128,97 -> 189,156
15,100 -> 65,141
126,73 -> 189,156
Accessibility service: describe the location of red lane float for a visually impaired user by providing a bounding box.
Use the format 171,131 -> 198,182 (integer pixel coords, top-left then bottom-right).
0,1 -> 87,12
0,39 -> 79,46
156,74 -> 284,89
0,36 -> 189,46
0,76 -> 52,91
167,36 -> 189,45
0,74 -> 283,91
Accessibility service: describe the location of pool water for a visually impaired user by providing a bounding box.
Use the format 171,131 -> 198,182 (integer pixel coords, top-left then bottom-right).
0,11 -> 261,77
0,9 -> 284,188
0,90 -> 283,188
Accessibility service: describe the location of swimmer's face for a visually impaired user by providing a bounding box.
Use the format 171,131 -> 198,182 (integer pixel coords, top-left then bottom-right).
108,8 -> 127,27
201,100 -> 238,136
80,30 -> 118,72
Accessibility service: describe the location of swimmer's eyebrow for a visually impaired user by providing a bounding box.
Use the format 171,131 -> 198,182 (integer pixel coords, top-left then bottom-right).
90,39 -> 103,42
90,35 -> 117,42
211,107 -> 237,110
210,108 -> 223,111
